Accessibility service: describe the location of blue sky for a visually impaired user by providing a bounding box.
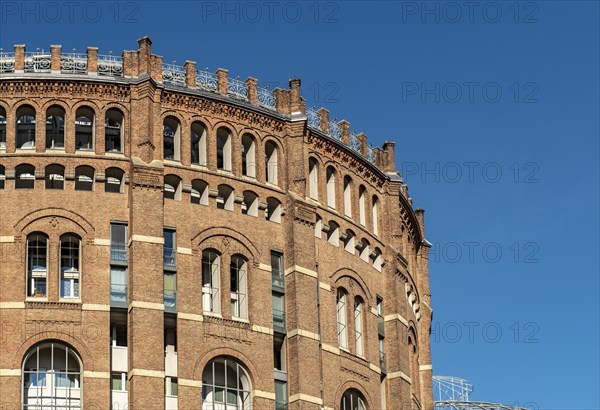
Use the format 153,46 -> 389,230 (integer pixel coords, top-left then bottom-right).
1,1 -> 598,408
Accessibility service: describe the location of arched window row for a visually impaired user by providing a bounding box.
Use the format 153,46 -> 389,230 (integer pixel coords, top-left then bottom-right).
25,232 -> 82,299
164,177 -> 284,224
161,118 -> 281,185
0,104 -> 125,153
307,157 -> 380,237
1,164 -> 126,193
201,249 -> 249,320
315,216 -> 383,272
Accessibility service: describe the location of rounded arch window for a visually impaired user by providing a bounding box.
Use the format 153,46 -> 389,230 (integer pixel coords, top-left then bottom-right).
0,105 -> 6,148
341,389 -> 367,410
75,106 -> 95,150
45,105 -> 65,150
22,341 -> 82,409
163,116 -> 181,161
105,108 -> 124,153
202,356 -> 251,409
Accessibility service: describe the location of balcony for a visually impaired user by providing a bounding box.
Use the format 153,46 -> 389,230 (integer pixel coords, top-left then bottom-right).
163,247 -> 176,269
379,351 -> 387,375
110,242 -> 127,264
273,308 -> 286,334
164,290 -> 177,313
378,315 -> 385,337
110,284 -> 127,308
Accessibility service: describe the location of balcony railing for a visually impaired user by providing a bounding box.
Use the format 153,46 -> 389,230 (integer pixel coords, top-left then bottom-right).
110,284 -> 127,304
378,315 -> 385,337
379,351 -> 387,374
110,242 -> 128,263
273,308 -> 286,334
163,247 -> 176,268
257,85 -> 275,109
196,69 -> 218,92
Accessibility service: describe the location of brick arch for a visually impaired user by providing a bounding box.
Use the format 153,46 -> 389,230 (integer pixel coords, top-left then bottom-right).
192,227 -> 259,263
330,268 -> 373,305
14,207 -> 94,238
335,380 -> 373,410
192,347 -> 259,389
40,99 -> 71,113
72,99 -> 102,113
12,332 -> 96,372
14,99 -> 43,111
213,121 -> 241,139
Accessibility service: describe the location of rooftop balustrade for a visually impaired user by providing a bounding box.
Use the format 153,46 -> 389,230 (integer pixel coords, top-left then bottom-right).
0,39 -> 399,173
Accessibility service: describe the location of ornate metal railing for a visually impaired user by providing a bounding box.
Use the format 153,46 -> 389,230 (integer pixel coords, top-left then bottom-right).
328,120 -> 342,141
24,51 -> 51,73
368,145 -> 377,163
98,54 -> 123,77
162,62 -> 186,86
350,131 -> 361,152
227,76 -> 248,100
0,51 -> 15,73
306,107 -> 320,129
61,53 -> 87,74
196,68 -> 218,92
257,85 -> 275,109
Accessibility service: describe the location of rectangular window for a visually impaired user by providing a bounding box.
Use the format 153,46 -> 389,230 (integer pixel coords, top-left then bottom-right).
111,324 -> 127,347
111,373 -> 127,391
202,251 -> 220,313
275,380 -> 288,410
110,223 -> 128,263
272,294 -> 286,334
165,377 -> 178,397
163,229 -> 176,269
271,251 -> 284,290
110,266 -> 127,304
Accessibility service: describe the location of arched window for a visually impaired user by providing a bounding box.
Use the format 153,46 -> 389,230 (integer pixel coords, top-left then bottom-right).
74,166 -> 94,191
358,186 -> 366,226
343,176 -> 352,217
105,167 -> 124,193
163,117 -> 180,161
230,255 -> 248,319
164,174 -> 182,201
408,330 -> 419,398
336,289 -> 348,349
241,134 -> 256,178
217,185 -> 234,211
372,196 -> 380,236
371,248 -> 383,272
202,250 -> 221,313
0,106 -> 6,149
191,179 -> 209,205
16,105 -> 36,149
327,221 -> 339,246
105,109 -> 124,153
265,140 -> 278,184
326,166 -> 336,208
45,164 -> 65,190
0,165 -> 5,189
242,191 -> 258,217
359,239 -> 370,262
23,342 -> 82,409
15,164 -> 35,189
315,215 -> 322,238
202,357 -> 251,409
191,121 -> 207,166
343,230 -> 355,254
308,157 -> 319,200
266,197 -> 282,223
45,105 -> 65,150
354,298 -> 364,357
75,106 -> 94,151
60,234 -> 81,299
216,127 -> 232,171
27,233 -> 47,297
341,389 -> 366,410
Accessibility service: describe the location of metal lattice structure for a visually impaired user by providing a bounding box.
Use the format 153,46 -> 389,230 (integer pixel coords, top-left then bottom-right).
433,376 -> 528,410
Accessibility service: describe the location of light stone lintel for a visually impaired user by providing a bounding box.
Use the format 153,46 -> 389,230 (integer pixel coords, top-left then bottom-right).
129,369 -> 165,379
288,328 -> 319,341
384,313 -> 409,327
82,304 -> 110,311
285,265 -> 317,278
289,393 -> 323,405
0,302 -> 25,309
258,263 -> 271,272
251,324 -> 273,335
83,371 -> 110,379
0,369 -> 20,377
129,301 -> 165,311
130,234 -> 164,245
177,247 -> 192,255
388,370 -> 412,384
420,364 -> 433,371
93,238 -> 110,246
179,378 -> 202,388
253,389 -> 276,400
0,236 -> 15,243
319,282 -> 331,291
179,312 -> 204,322
321,343 -> 340,355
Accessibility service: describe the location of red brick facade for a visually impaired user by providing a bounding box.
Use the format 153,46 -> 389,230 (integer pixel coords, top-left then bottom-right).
0,37 -> 433,410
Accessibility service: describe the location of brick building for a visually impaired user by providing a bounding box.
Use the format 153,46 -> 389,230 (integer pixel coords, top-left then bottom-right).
0,37 -> 433,410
